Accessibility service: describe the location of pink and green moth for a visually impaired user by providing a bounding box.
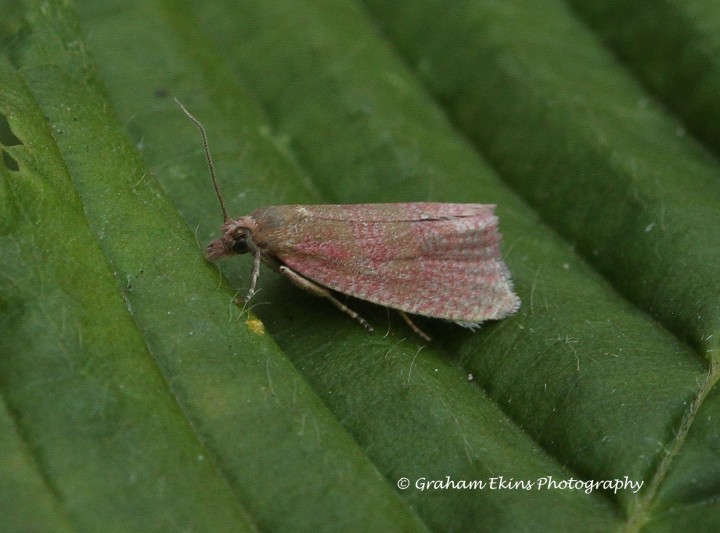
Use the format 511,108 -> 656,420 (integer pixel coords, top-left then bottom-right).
178,100 -> 520,340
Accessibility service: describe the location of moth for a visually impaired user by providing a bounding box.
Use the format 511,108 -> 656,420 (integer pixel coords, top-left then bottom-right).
177,100 -> 520,340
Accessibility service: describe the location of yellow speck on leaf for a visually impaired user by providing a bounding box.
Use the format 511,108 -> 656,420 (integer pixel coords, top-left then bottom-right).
246,317 -> 266,335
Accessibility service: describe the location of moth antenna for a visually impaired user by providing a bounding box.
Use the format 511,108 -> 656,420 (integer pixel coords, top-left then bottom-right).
174,98 -> 229,222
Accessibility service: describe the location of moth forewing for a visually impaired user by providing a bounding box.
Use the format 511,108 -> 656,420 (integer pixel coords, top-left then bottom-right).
246,203 -> 520,325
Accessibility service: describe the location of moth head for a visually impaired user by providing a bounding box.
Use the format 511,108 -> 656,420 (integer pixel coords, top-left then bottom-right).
174,99 -> 254,262
204,217 -> 256,260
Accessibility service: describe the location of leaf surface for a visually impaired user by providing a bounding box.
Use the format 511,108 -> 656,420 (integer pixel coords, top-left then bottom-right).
1,0 -> 718,531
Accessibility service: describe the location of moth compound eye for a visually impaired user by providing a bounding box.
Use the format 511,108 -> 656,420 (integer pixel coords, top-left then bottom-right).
232,238 -> 250,254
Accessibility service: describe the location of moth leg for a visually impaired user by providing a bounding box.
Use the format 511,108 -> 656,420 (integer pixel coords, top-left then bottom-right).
399,311 -> 432,342
278,266 -> 373,332
245,250 -> 262,302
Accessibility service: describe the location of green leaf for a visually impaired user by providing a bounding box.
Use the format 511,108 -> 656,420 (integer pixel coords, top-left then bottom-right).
567,0 -> 720,156
1,0 -> 718,531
